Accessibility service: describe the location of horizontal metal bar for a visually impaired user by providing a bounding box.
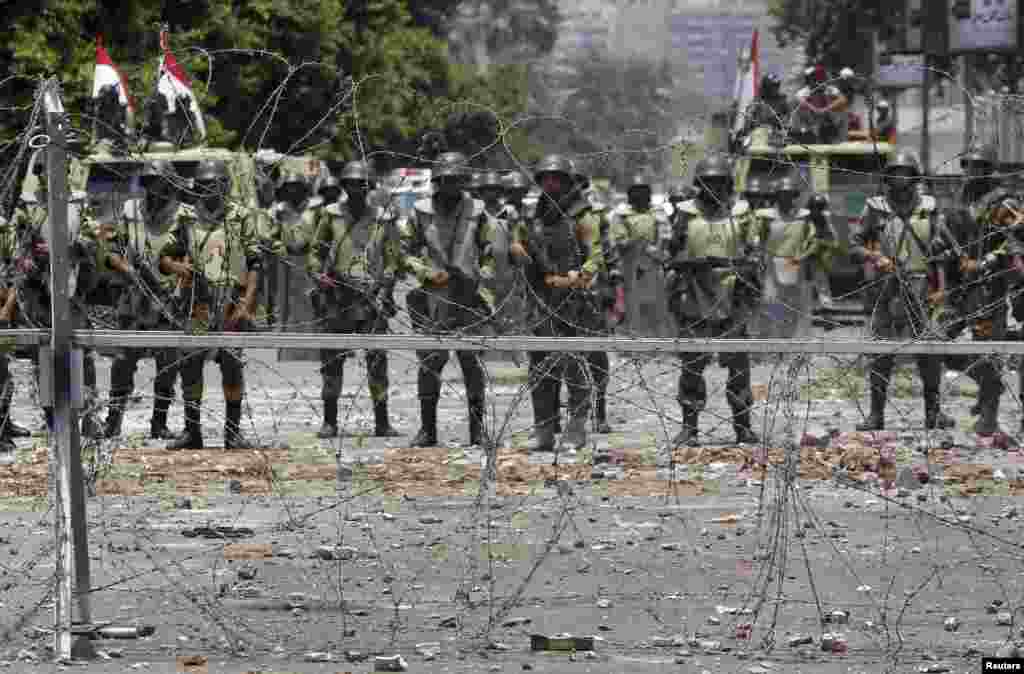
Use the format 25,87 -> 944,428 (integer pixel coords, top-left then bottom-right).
61,330 -> 1024,355
0,329 -> 51,345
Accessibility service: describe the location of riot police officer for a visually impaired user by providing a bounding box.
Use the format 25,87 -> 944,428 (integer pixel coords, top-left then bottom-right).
753,174 -> 836,339
102,159 -> 183,439
307,160 -> 400,439
943,145 -> 1007,432
510,154 -> 604,452
850,150 -> 956,431
609,172 -> 664,339
663,154 -> 761,446
400,152 -> 495,448
160,159 -> 263,450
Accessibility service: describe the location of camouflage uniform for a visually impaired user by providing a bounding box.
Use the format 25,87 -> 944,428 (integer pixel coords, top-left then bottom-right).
664,154 -> 762,446
514,155 -> 604,452
0,216 -> 30,449
263,170 -> 316,327
307,160 -> 400,439
943,146 -> 1008,434
160,159 -> 264,450
752,175 -> 837,339
102,159 -> 183,439
400,152 -> 496,448
849,151 -> 956,431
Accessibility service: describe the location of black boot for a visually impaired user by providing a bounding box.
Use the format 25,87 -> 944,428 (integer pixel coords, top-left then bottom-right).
318,398 -> 339,439
733,408 -> 758,444
0,385 -> 28,439
672,408 -> 700,447
528,423 -> 556,452
975,376 -> 1003,436
593,390 -> 612,434
224,400 -> 256,449
924,394 -> 956,430
856,377 -> 887,431
411,398 -> 438,447
373,400 -> 401,437
103,391 -> 128,439
167,399 -> 203,450
467,398 -> 487,448
561,413 -> 588,451
149,397 -> 173,439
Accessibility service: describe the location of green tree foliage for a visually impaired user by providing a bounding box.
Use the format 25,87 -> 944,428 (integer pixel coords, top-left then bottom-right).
0,0 -> 533,169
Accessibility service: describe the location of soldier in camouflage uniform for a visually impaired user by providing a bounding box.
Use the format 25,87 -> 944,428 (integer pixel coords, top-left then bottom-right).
849,150 -> 957,431
400,152 -> 495,448
307,160 -> 400,439
752,174 -> 837,339
101,159 -> 183,439
511,154 -> 604,452
267,170 -> 317,258
663,154 -> 762,446
160,159 -> 263,450
942,146 -> 1008,433
0,216 -> 31,450
11,152 -> 104,438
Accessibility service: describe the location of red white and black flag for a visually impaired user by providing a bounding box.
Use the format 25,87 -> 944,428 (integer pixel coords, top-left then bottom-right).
156,28 -> 207,141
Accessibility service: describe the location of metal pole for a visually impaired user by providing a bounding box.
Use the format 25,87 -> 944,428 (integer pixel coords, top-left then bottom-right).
921,53 -> 931,173
44,82 -> 92,660
962,55 -> 973,150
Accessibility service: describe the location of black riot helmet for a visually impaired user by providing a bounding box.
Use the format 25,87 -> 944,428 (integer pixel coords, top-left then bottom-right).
742,175 -> 769,208
140,159 -> 178,205
432,151 -> 470,196
693,154 -> 734,206
276,169 -> 311,206
627,173 -> 652,209
502,171 -> 530,203
339,160 -> 375,196
193,159 -> 229,213
774,174 -> 803,212
883,149 -> 922,207
477,171 -> 504,204
534,154 -> 574,197
318,174 -> 342,204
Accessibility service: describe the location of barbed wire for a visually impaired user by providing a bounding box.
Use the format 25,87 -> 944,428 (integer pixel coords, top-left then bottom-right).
1,52 -> 1024,671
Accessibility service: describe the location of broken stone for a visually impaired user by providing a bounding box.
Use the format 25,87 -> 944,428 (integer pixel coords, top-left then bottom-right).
374,654 -> 409,671
530,634 -> 596,651
596,599 -> 612,609
917,665 -> 950,673
419,516 -> 443,524
996,611 -> 1014,626
304,651 -> 332,662
650,635 -> 685,647
439,616 -> 458,628
414,642 -> 440,657
788,635 -> 813,647
987,600 -> 1004,614
996,644 -> 1020,658
236,564 -> 257,581
344,650 -> 368,662
501,617 -> 531,627
827,610 -> 849,624
943,617 -> 960,632
660,542 -> 680,551
707,616 -> 721,625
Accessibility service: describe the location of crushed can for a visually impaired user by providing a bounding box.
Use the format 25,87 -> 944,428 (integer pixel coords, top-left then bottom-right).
530,634 -> 596,651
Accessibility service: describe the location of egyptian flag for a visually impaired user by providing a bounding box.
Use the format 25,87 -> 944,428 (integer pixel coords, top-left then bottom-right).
731,29 -> 760,138
156,29 -> 206,141
93,35 -> 135,128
